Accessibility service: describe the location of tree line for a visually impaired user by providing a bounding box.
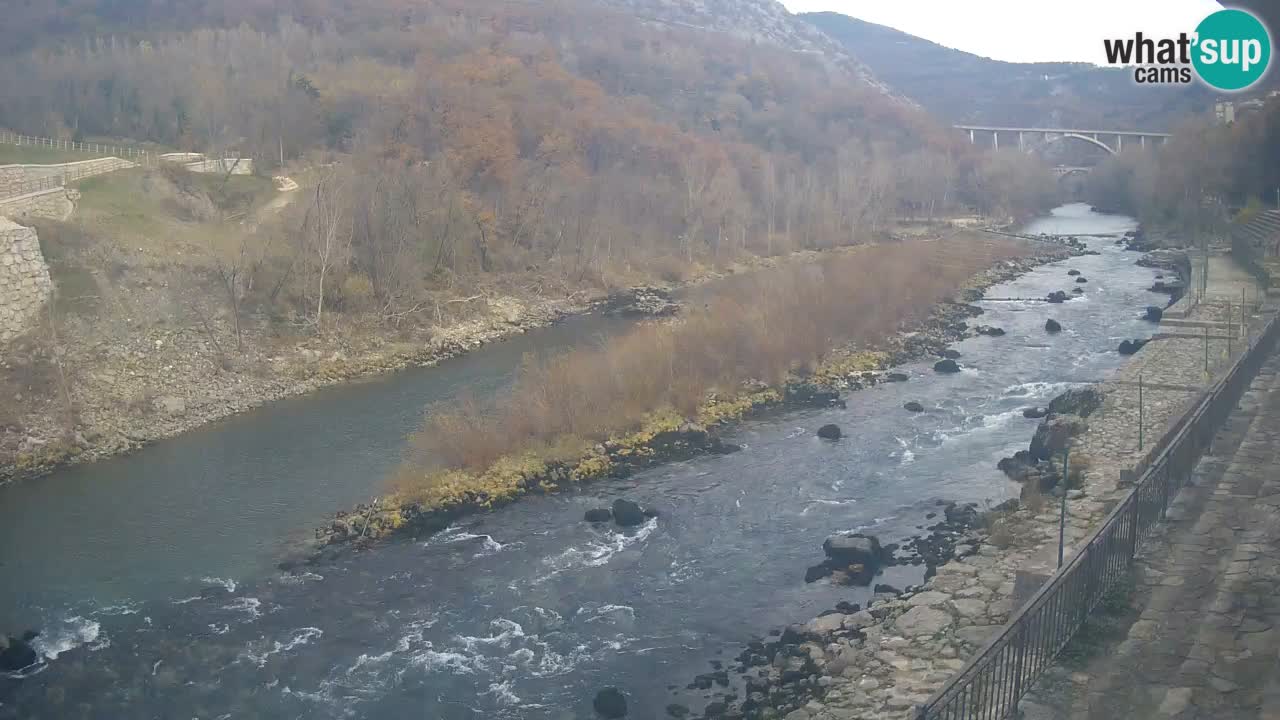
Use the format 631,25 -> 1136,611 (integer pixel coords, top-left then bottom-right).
1085,101 -> 1280,232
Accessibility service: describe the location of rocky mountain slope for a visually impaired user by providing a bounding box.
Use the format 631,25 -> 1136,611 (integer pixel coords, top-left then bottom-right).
802,10 -> 1216,130
599,0 -> 895,94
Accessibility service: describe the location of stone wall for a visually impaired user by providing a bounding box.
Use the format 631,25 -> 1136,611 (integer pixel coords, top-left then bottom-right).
0,157 -> 135,199
159,153 -> 254,175
0,217 -> 52,343
0,187 -> 75,222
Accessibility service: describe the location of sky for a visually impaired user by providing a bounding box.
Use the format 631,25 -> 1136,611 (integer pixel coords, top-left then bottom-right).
779,0 -> 1226,65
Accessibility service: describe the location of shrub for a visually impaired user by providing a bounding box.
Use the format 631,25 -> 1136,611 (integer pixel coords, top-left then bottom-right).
401,236 -> 1027,481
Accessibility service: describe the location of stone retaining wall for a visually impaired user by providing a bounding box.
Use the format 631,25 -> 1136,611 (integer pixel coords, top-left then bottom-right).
0,217 -> 52,342
0,157 -> 135,198
0,187 -> 75,221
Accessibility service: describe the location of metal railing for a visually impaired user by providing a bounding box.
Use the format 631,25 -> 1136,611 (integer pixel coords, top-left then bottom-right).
0,131 -> 158,167
917,306 -> 1280,720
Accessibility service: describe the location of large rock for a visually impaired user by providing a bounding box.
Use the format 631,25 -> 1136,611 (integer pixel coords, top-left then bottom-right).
976,325 -> 1006,337
1047,387 -> 1103,418
1075,276 -> 1089,284
933,359 -> 961,374
817,424 -> 842,440
1046,291 -> 1068,304
584,508 -> 613,523
1022,406 -> 1049,419
944,502 -> 980,528
998,452 -> 1038,482
0,633 -> 38,672
1044,319 -> 1062,333
904,401 -> 925,413
593,687 -> 628,718
805,613 -> 848,636
1067,269 -> 1081,276
611,499 -> 647,527
1029,414 -> 1088,462
895,605 -> 953,637
1118,339 -> 1150,355
155,395 -> 186,416
823,533 -> 883,566
1144,306 -> 1164,322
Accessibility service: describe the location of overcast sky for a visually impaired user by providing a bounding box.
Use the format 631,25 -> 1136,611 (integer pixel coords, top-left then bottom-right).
780,1 -> 1226,64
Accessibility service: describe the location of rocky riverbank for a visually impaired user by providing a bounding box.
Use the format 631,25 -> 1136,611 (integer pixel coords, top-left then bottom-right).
691,254 -> 1267,720
0,293 -> 585,485
315,243 -> 1074,553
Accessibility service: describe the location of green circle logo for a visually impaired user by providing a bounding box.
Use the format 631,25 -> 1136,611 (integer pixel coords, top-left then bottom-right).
1192,9 -> 1271,91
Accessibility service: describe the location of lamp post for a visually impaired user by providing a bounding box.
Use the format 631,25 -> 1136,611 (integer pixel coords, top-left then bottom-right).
1058,447 -> 1070,569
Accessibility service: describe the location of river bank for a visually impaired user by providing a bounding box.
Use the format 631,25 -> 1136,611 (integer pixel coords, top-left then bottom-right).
1,231 -> 991,487
715,256 -> 1268,719
317,237 -> 1075,551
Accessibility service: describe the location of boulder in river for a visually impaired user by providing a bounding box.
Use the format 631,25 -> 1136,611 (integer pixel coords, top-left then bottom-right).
976,325 -> 1006,337
1030,414 -> 1089,462
823,532 -> 885,567
944,502 -> 981,528
1048,387 -> 1103,417
1067,269 -> 1081,276
904,401 -> 925,413
938,349 -> 962,360
593,687 -> 628,718
1073,287 -> 1085,294
584,508 -> 613,523
1076,276 -> 1089,284
1118,339 -> 1150,356
1023,406 -> 1049,419
0,632 -> 39,672
1144,306 -> 1164,322
611,499 -> 647,527
1046,291 -> 1068,303
885,372 -> 909,382
817,424 -> 842,440
933,359 -> 961,374
1045,319 -> 1062,333
998,452 -> 1038,482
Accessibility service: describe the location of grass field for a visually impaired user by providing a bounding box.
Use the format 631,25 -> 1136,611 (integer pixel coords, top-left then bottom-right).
0,144 -> 98,165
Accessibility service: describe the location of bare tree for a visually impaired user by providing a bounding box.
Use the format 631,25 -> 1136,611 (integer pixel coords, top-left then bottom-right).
302,169 -> 351,328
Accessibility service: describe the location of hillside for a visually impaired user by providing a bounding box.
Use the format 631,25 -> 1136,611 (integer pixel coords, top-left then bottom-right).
802,11 -> 1216,131
0,0 -> 1061,481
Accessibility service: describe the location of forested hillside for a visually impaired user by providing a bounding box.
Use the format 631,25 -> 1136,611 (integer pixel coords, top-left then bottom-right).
0,0 -> 1054,328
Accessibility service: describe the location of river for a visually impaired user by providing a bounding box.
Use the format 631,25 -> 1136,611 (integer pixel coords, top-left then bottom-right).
0,205 -> 1156,719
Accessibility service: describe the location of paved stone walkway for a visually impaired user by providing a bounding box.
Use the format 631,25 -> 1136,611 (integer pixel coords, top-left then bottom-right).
1023,350 -> 1280,720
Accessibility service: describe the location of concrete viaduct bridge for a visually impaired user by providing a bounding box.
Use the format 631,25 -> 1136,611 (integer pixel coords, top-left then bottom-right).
955,125 -> 1173,155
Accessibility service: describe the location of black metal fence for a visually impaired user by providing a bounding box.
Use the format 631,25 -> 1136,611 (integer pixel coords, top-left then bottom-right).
916,307 -> 1280,720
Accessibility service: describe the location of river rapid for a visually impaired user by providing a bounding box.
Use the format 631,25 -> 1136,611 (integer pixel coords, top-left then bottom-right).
0,205 -> 1159,719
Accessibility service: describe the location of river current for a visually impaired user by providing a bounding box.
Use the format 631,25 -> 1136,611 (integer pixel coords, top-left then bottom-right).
0,205 -> 1157,718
